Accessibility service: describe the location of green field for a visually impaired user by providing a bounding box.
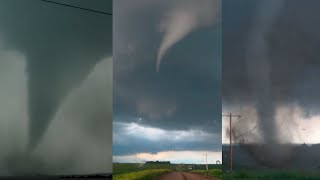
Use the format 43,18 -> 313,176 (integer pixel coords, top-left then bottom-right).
113,163 -> 177,174
191,169 -> 222,179
223,169 -> 320,180
113,163 -> 222,180
114,169 -> 172,180
113,163 -> 176,180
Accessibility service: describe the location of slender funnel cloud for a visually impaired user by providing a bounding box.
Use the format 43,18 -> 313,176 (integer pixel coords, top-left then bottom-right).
246,0 -> 285,144
26,58 -> 107,151
156,0 -> 220,72
245,0 -> 294,167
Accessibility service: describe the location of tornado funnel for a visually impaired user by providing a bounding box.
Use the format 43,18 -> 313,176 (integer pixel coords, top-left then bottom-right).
26,58 -> 102,151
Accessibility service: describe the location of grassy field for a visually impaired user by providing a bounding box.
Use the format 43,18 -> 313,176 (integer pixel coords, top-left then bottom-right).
113,163 -> 176,180
114,169 -> 172,180
191,169 -> 222,179
113,163 -> 222,180
113,163 -> 177,175
223,170 -> 320,180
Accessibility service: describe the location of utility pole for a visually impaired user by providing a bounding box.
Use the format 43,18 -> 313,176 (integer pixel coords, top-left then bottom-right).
222,113 -> 241,172
203,153 -> 211,171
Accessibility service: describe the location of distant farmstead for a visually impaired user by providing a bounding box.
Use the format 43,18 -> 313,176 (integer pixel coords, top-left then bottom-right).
145,161 -> 171,164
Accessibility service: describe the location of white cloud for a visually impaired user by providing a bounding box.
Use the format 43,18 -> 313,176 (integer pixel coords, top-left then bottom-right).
113,151 -> 222,164
114,122 -> 214,143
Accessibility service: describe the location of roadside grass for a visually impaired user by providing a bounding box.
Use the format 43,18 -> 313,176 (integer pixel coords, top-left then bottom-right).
113,163 -> 222,180
113,169 -> 172,180
191,169 -> 222,179
113,163 -> 177,175
223,170 -> 320,180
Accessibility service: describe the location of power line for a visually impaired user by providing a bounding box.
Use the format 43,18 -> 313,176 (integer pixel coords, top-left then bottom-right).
40,0 -> 112,15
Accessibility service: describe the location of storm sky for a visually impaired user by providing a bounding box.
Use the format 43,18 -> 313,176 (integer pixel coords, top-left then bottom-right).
0,0 -> 112,175
113,0 -> 222,164
223,0 -> 320,145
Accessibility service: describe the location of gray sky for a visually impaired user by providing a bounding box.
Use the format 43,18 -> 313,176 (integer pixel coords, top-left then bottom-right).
0,0 -> 112,175
113,0 -> 222,164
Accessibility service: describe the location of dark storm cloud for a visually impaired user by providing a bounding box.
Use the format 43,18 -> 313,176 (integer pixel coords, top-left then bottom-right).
113,136 -> 220,156
223,0 -> 320,168
0,0 -> 112,150
223,0 -> 320,114
114,0 -> 221,134
113,0 -> 221,159
113,122 -> 221,156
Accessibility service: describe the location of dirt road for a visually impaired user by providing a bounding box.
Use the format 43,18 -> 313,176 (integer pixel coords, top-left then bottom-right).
157,172 -> 220,180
